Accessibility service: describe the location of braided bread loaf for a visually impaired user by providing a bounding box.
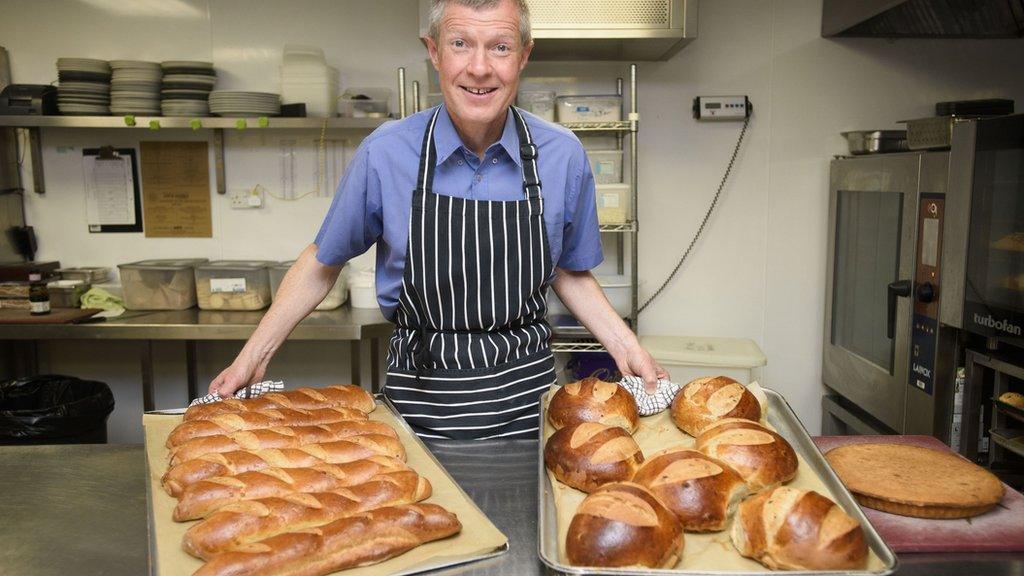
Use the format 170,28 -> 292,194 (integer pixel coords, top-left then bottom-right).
183,471 -> 433,558
548,378 -> 640,432
193,503 -> 462,576
168,421 -> 403,466
173,457 -> 410,521
695,418 -> 798,491
166,406 -> 367,447
670,376 -> 761,436
184,385 -> 375,422
544,422 -> 644,493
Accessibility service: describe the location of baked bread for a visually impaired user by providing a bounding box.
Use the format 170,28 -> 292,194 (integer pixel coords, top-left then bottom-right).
166,406 -> 367,447
566,482 -> 683,568
548,378 -> 640,432
173,457 -> 410,521
731,486 -> 868,571
192,503 -> 462,576
544,422 -> 644,493
631,447 -> 748,532
183,384 -> 375,421
670,376 -> 761,436
825,443 -> 1005,519
168,422 -> 403,465
695,419 -> 797,491
999,391 -> 1024,410
183,471 -> 432,558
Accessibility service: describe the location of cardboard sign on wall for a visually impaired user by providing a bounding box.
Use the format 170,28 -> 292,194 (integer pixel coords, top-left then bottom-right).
140,141 -> 212,238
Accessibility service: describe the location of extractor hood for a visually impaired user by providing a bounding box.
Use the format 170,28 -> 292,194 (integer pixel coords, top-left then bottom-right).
822,0 -> 1024,38
419,0 -> 698,61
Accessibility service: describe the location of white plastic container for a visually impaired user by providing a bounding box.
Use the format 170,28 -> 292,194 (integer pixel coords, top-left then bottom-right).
588,150 -> 623,184
579,135 -> 619,151
595,183 -> 631,224
640,335 -> 767,385
118,258 -> 208,310
339,88 -> 391,118
546,274 -> 635,318
194,260 -> 274,311
269,261 -> 348,310
281,66 -> 339,117
348,268 -> 377,309
556,95 -> 622,122
517,90 -> 556,121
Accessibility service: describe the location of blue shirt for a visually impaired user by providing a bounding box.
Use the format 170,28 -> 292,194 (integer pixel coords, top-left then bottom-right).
314,105 -> 603,319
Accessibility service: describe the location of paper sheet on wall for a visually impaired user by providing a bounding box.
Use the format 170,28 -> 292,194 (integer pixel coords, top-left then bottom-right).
82,148 -> 143,233
140,141 -> 212,238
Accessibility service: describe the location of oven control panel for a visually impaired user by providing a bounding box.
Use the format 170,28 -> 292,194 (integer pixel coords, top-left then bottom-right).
910,193 -> 944,396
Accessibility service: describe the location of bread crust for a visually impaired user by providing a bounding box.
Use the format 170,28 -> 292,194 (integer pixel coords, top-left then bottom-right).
548,378 -> 640,433
695,418 -> 797,491
670,376 -> 761,436
183,385 -> 375,422
167,406 -> 367,448
544,422 -> 644,493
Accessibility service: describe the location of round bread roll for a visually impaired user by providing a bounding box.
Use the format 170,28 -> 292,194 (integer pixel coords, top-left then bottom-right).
631,447 -> 748,532
731,486 -> 868,571
548,378 -> 640,432
695,418 -> 797,491
670,376 -> 761,436
544,422 -> 644,493
566,482 -> 684,568
999,391 -> 1024,410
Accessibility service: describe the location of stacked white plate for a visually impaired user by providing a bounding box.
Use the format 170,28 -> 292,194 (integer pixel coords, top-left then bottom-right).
161,60 -> 216,117
110,60 -> 161,116
56,58 -> 111,115
208,91 -> 281,117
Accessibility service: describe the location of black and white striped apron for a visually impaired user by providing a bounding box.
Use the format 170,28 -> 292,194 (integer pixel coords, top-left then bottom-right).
384,106 -> 557,440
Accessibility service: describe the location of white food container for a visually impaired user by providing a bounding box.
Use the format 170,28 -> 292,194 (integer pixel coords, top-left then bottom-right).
546,274 -> 636,318
556,95 -> 622,122
118,258 -> 208,311
640,335 -> 767,385
348,268 -> 377,309
595,183 -> 630,224
339,87 -> 391,118
281,67 -> 339,117
517,90 -> 556,121
579,135 -> 619,151
194,260 -> 274,311
269,261 -> 348,310
587,150 -> 623,184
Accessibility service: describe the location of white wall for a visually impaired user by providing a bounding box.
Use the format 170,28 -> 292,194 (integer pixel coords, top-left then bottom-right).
2,0 -> 1023,442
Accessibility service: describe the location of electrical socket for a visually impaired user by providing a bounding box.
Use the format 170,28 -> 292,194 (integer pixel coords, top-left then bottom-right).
229,189 -> 263,209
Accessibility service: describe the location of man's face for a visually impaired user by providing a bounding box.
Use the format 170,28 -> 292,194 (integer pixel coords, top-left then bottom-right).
427,0 -> 532,128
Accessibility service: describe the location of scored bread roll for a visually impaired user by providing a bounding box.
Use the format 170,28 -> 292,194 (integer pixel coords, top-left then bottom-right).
548,378 -> 640,432
183,384 -> 375,421
695,418 -> 797,491
731,486 -> 868,571
566,482 -> 683,568
631,447 -> 748,532
182,471 -> 433,558
670,376 -> 761,436
192,503 -> 462,576
173,457 -> 410,521
166,406 -> 367,447
999,391 -> 1024,410
168,422 -> 404,466
544,422 -> 644,493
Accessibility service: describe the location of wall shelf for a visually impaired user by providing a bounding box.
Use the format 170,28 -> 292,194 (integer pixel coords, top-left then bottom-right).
0,115 -> 387,130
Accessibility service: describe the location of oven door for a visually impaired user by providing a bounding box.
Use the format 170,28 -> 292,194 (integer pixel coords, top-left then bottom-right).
823,154 -> 922,432
963,114 -> 1024,345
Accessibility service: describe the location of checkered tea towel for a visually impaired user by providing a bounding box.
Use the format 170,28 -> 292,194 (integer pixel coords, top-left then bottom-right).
188,380 -> 285,407
619,376 -> 681,416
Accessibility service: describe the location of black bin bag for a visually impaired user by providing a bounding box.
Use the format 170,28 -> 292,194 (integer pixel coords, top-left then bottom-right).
0,375 -> 115,445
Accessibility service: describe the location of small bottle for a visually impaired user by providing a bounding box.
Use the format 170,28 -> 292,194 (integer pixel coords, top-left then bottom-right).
28,270 -> 51,315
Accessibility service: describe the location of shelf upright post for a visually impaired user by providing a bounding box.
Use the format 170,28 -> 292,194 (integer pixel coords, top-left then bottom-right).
27,128 -> 45,194
629,63 -> 639,329
615,77 -> 624,276
398,67 -> 407,119
213,129 -> 226,194
412,81 -> 421,114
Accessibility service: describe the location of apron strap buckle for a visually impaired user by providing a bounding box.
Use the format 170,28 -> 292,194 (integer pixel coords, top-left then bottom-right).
519,143 -> 538,161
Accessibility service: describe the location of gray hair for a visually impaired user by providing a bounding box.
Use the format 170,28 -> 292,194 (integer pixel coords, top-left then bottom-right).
428,0 -> 532,49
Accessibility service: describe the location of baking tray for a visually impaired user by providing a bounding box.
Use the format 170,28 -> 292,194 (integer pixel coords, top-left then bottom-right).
537,387 -> 898,575
840,130 -> 908,155
144,395 -> 508,576
993,396 -> 1024,426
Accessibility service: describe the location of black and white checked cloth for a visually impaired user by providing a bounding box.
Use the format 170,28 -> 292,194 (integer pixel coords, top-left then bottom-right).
619,376 -> 681,416
188,381 -> 285,407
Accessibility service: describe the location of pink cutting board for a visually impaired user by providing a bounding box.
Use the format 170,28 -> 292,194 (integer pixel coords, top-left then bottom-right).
813,435 -> 1024,552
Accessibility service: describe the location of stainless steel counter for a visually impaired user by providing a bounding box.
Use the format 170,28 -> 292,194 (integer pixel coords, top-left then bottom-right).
2,442 -> 1022,576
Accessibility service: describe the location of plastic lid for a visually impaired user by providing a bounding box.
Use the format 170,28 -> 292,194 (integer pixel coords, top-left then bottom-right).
198,260 -> 274,270
119,258 -> 209,270
639,335 -> 766,369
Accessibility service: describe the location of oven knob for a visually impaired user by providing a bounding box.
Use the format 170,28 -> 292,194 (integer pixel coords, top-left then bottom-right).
916,282 -> 936,303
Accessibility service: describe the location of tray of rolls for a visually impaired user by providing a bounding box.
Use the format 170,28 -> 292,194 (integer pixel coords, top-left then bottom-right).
538,377 -> 898,574
143,385 -> 507,576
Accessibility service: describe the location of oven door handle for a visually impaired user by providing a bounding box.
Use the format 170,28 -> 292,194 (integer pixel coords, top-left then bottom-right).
887,280 -> 913,339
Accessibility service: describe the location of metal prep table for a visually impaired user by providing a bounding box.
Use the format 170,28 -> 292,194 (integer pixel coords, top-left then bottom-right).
0,306 -> 393,410
1,442 -> 1023,576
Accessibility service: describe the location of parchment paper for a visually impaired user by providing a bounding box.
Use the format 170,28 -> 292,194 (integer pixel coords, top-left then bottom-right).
144,401 -> 507,576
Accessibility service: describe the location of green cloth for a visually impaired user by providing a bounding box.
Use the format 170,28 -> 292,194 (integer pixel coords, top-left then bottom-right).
80,287 -> 126,316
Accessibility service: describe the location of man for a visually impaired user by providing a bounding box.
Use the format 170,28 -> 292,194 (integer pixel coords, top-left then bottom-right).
210,0 -> 666,439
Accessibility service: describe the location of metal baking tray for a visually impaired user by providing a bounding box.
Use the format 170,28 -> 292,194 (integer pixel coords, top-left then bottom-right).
841,130 -> 908,155
993,396 -> 1024,426
537,387 -> 898,575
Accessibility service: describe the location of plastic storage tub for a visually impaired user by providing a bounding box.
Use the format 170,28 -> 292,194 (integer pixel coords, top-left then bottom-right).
640,335 -> 767,385
47,280 -> 90,308
269,261 -> 348,310
348,268 -> 377,309
556,95 -> 622,122
587,150 -> 623,184
547,274 -> 635,318
339,88 -> 391,118
118,259 -> 208,310
281,67 -> 339,117
517,90 -> 556,121
596,183 -> 631,224
56,267 -> 110,283
195,260 -> 274,311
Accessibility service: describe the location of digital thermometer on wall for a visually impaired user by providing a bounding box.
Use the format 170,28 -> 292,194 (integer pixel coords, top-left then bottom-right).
693,96 -> 752,121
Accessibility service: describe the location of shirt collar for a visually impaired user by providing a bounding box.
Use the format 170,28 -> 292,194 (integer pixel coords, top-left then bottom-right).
434,104 -> 523,167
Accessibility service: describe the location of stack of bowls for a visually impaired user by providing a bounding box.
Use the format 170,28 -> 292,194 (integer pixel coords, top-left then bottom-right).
160,61 -> 217,117
56,58 -> 111,115
109,60 -> 161,116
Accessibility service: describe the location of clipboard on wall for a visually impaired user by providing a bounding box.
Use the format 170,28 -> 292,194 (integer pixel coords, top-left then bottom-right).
82,146 -> 143,233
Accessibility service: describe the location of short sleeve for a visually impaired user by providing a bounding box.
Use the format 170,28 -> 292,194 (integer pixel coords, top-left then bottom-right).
557,146 -> 603,271
313,139 -> 383,266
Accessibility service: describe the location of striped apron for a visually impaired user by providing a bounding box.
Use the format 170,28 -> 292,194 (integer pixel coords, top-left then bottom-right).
384,106 -> 557,440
